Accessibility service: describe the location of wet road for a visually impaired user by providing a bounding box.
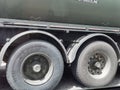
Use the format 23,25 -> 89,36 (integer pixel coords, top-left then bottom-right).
0,68 -> 120,90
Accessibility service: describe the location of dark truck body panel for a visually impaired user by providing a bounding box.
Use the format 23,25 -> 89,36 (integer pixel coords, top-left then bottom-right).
0,0 -> 120,27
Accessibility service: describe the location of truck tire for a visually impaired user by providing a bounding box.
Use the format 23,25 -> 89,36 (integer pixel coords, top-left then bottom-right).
72,41 -> 118,87
6,40 -> 64,90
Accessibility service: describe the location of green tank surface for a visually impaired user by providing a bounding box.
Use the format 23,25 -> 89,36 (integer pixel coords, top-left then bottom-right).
0,0 -> 120,27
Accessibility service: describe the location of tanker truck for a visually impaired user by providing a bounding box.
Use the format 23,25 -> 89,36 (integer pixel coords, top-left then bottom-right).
0,0 -> 120,90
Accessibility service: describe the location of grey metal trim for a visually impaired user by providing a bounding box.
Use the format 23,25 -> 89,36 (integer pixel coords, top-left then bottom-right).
0,30 -> 68,66
0,18 -> 120,34
67,33 -> 120,63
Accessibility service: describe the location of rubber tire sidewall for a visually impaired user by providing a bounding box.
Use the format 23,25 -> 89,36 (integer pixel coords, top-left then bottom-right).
74,41 -> 118,87
6,40 -> 64,90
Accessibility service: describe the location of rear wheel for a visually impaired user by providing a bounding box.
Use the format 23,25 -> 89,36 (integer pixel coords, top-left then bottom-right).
6,40 -> 64,90
72,41 -> 118,87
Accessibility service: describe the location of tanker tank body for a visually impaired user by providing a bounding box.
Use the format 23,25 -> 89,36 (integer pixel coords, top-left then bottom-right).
0,0 -> 120,90
0,0 -> 120,27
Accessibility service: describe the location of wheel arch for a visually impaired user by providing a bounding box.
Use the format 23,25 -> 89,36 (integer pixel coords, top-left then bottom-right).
0,30 -> 68,66
67,33 -> 120,63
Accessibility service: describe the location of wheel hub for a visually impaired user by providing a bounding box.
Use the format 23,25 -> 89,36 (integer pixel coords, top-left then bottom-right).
21,54 -> 53,85
88,53 -> 106,75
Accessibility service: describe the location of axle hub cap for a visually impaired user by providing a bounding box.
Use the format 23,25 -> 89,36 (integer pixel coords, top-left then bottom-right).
33,64 -> 41,73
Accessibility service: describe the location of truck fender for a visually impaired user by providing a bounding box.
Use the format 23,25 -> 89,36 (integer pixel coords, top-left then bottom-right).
0,30 -> 68,66
67,33 -> 120,63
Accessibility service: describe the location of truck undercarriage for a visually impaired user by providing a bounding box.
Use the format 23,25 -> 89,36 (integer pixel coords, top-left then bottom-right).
0,18 -> 120,90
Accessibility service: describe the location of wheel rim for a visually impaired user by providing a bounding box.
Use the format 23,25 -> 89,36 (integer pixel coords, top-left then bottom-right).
21,53 -> 53,85
88,52 -> 111,79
